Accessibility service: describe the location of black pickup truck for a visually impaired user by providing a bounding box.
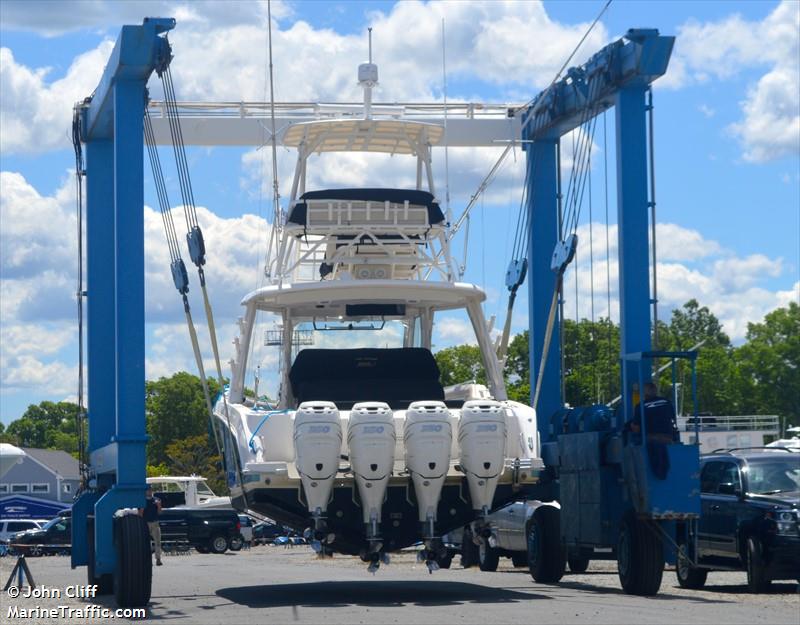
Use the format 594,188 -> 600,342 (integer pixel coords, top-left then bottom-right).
157,507 -> 241,554
677,448 -> 799,592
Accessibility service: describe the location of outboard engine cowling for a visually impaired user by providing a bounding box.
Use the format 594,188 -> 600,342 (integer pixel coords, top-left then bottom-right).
293,401 -> 342,524
458,400 -> 507,516
348,402 -> 396,540
404,401 -> 452,532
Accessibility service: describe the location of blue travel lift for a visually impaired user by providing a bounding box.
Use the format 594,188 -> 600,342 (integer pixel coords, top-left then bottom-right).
522,30 -> 701,594
71,18 -> 175,607
70,18 -> 699,606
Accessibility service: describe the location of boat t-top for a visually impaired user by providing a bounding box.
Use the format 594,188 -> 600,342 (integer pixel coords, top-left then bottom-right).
214,49 -> 541,572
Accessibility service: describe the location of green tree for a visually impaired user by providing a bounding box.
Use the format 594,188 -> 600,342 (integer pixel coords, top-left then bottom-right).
434,344 -> 486,387
4,401 -> 81,455
734,302 -> 800,431
145,372 -> 220,466
658,300 -> 737,415
164,435 -> 226,495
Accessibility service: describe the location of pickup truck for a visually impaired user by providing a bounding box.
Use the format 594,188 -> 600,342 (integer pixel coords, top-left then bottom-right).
157,507 -> 241,554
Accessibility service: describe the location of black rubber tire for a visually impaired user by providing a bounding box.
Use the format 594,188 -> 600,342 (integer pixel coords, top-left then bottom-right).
568,557 -> 590,574
511,552 -> 528,568
229,535 -> 243,551
195,545 -> 209,553
437,554 -> 453,569
29,545 -> 43,557
87,518 -> 114,595
461,528 -> 479,568
209,534 -> 229,555
617,516 -> 664,596
113,515 -> 152,608
527,507 -> 566,584
478,541 -> 500,572
676,546 -> 707,589
746,537 -> 771,593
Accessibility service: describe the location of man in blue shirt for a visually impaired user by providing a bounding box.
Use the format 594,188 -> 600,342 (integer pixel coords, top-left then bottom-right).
139,487 -> 163,566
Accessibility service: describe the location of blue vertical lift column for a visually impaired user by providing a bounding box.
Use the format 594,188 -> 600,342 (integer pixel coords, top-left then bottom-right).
523,30 -> 701,596
71,18 -> 175,608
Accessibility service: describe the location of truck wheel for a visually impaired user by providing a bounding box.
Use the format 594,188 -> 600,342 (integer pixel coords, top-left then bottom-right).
478,541 -> 500,572
568,557 -> 590,574
746,537 -> 771,593
461,528 -> 478,568
511,552 -> 528,568
617,516 -> 663,596
676,547 -> 707,589
209,534 -> 229,554
527,507 -> 565,584
87,518 -> 114,595
114,515 -> 152,608
229,535 -> 243,551
437,553 -> 453,569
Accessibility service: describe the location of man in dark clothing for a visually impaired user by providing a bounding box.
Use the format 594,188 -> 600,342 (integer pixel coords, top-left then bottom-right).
628,382 -> 679,480
629,382 -> 679,443
139,487 -> 163,566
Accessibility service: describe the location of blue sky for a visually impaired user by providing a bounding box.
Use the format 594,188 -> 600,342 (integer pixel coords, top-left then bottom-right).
1,0 -> 798,424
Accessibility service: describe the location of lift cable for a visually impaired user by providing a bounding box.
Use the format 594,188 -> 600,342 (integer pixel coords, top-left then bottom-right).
647,87 -> 659,355
72,104 -> 88,487
517,0 -> 613,124
154,42 -> 249,505
531,76 -> 603,411
143,111 -> 222,460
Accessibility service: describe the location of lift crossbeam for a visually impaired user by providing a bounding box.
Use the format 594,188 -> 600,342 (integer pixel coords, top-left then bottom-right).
523,28 -> 674,429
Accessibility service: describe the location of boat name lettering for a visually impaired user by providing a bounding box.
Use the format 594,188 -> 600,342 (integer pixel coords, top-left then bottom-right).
363,425 -> 385,434
477,424 -> 498,432
308,425 -> 331,433
422,424 -> 443,432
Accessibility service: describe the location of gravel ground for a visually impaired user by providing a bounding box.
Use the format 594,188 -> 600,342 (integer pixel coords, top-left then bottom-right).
1,546 -> 797,624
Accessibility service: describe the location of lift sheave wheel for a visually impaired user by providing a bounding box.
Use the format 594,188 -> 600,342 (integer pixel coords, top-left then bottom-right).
527,507 -> 565,584
114,515 -> 152,608
617,515 -> 664,596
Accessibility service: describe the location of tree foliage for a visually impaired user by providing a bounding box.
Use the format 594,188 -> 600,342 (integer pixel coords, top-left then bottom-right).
0,401 -> 83,456
145,372 -> 220,466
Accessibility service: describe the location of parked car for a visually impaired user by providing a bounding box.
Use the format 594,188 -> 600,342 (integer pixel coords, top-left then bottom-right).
230,514 -> 254,550
677,448 -> 800,592
8,515 -> 71,556
157,507 -> 240,554
450,500 -> 570,572
253,520 -> 291,545
0,519 -> 44,542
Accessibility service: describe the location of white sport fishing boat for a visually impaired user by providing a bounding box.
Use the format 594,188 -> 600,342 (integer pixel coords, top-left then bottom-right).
213,52 -> 542,571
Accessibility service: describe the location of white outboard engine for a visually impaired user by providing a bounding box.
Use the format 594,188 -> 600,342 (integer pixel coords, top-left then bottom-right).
404,401 -> 453,573
458,400 -> 507,519
404,401 -> 452,532
293,401 -> 342,538
348,401 -> 396,568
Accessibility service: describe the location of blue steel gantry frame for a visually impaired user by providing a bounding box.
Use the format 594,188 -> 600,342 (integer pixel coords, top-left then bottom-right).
522,29 -> 675,438
71,18 -> 175,577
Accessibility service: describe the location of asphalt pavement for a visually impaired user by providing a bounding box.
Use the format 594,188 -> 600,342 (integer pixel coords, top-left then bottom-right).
1,546 -> 797,624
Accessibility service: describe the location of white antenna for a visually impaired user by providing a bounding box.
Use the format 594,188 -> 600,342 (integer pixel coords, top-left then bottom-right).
264,0 -> 281,278
441,19 -> 451,232
358,27 -> 379,119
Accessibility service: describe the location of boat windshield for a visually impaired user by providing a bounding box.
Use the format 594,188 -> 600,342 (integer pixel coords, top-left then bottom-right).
196,481 -> 216,496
